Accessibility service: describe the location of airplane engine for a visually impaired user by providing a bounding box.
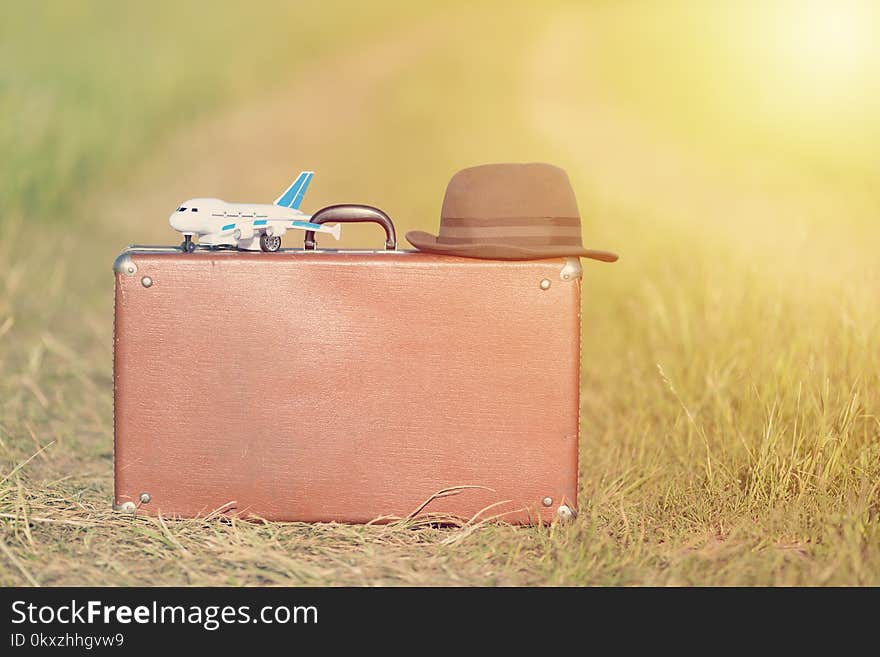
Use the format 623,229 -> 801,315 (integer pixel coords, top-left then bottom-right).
267,225 -> 287,238
236,226 -> 254,241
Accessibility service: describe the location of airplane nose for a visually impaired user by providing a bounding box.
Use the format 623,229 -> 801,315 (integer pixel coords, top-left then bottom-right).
169,211 -> 192,232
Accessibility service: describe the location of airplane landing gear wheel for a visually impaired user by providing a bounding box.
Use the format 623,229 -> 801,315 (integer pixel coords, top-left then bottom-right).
260,234 -> 282,252
181,236 -> 196,253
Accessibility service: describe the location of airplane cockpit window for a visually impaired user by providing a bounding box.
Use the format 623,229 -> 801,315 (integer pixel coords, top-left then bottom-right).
191,208 -> 198,212
177,207 -> 186,212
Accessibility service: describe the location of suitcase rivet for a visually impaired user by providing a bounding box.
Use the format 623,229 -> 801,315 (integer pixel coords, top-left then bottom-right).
139,492 -> 151,504
539,279 -> 551,290
113,253 -> 138,276
141,276 -> 153,288
556,505 -> 575,522
542,496 -> 553,507
559,258 -> 583,281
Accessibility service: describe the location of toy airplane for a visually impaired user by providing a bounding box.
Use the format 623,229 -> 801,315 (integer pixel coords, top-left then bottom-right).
169,171 -> 341,252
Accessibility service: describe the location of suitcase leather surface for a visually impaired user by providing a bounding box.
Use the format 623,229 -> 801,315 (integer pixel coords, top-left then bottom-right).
113,249 -> 581,524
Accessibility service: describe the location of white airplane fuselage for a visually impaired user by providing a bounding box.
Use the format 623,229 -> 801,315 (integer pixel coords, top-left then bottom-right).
170,198 -> 313,251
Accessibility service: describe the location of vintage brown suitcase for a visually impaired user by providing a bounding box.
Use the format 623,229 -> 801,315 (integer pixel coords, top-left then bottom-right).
113,213 -> 582,524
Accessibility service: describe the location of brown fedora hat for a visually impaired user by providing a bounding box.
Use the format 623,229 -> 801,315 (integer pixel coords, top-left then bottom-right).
406,163 -> 618,262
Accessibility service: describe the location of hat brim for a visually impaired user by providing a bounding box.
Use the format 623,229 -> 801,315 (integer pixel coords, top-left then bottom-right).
405,231 -> 619,262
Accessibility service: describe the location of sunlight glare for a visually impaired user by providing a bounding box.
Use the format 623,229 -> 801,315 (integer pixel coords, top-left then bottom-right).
767,0 -> 877,96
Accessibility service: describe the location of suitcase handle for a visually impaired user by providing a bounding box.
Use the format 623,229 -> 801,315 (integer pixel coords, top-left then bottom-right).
303,204 -> 397,250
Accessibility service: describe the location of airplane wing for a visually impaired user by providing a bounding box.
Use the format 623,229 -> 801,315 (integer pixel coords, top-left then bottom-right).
263,220 -> 290,238
290,220 -> 341,240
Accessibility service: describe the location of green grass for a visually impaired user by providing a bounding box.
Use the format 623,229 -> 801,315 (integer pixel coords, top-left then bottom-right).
0,1 -> 428,224
1,1 -> 878,586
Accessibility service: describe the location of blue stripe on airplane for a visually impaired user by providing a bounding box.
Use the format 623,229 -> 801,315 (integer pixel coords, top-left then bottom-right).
253,219 -> 267,226
292,220 -> 322,230
275,172 -> 309,208
289,172 -> 313,210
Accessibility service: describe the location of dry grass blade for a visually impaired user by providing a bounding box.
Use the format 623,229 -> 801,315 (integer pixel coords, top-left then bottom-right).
0,441 -> 55,485
204,502 -> 239,521
24,423 -> 48,461
19,376 -> 49,409
401,485 -> 496,522
153,513 -> 190,556
0,316 -> 13,340
441,505 -> 527,546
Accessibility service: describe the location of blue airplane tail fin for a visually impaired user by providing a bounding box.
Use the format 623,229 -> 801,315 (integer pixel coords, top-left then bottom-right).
274,171 -> 314,209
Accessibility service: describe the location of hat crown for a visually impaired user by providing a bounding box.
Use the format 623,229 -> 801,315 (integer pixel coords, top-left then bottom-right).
440,162 -> 580,223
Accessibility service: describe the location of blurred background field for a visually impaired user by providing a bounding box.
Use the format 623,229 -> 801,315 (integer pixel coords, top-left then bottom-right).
1,0 -> 878,585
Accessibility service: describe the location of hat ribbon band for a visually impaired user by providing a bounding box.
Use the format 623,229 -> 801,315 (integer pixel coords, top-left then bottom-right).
436,235 -> 584,246
439,225 -> 583,239
441,216 -> 580,227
